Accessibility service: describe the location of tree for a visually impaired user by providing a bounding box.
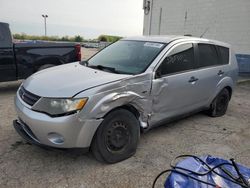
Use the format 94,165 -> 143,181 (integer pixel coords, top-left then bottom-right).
74,35 -> 83,42
61,36 -> 69,41
98,35 -> 108,42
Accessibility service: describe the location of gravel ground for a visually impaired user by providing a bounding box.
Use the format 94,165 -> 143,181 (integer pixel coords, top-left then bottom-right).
0,48 -> 250,188
81,47 -> 98,61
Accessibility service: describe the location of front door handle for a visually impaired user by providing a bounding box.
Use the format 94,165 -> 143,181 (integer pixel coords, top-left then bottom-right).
218,70 -> 224,76
189,76 -> 199,83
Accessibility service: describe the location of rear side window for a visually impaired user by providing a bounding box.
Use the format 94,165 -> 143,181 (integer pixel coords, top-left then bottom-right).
198,44 -> 219,68
0,28 -> 3,41
158,43 -> 195,76
218,46 -> 229,65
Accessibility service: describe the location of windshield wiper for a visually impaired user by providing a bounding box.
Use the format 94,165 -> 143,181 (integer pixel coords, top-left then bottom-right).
88,65 -> 119,74
80,61 -> 118,73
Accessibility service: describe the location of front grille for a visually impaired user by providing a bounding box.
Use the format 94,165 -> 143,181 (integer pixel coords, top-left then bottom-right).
19,86 -> 41,106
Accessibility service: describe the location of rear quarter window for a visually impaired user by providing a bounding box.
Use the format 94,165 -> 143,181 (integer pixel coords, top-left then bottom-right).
218,46 -> 229,65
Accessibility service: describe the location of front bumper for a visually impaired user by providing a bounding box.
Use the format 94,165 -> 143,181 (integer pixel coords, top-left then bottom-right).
14,94 -> 103,148
13,119 -> 42,146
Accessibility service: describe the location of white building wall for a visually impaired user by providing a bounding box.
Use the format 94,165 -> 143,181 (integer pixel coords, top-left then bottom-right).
143,0 -> 250,55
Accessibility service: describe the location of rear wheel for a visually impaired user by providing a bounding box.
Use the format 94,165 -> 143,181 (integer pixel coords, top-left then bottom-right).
91,109 -> 140,163
206,88 -> 230,117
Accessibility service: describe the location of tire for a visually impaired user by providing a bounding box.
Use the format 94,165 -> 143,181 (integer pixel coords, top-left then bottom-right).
206,88 -> 230,117
38,64 -> 55,71
91,109 -> 140,163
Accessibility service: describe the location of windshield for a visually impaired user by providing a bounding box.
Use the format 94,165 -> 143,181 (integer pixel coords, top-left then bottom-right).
86,40 -> 165,74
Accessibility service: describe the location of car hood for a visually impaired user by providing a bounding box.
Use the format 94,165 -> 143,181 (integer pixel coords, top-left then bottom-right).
23,62 -> 131,97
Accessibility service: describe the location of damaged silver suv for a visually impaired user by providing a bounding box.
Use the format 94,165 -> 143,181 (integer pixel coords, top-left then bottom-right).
14,36 -> 238,163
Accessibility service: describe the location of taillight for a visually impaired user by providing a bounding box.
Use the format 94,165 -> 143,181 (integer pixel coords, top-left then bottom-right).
75,44 -> 81,61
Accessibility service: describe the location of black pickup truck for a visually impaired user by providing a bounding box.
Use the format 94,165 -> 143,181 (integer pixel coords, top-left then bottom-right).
0,22 -> 81,82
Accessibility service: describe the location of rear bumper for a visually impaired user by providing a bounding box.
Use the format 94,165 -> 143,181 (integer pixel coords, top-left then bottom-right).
14,94 -> 103,148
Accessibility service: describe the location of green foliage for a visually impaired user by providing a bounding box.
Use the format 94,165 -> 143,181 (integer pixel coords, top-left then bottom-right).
98,35 -> 122,42
13,33 -> 123,43
98,35 -> 108,42
74,35 -> 84,42
13,33 -> 85,42
61,36 -> 70,41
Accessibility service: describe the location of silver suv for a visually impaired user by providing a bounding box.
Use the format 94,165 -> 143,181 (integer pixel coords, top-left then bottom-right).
14,36 -> 238,163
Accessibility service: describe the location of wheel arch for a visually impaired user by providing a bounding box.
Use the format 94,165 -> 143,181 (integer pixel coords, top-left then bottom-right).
224,86 -> 232,100
103,104 -> 141,120
102,104 -> 146,128
208,77 -> 234,105
89,104 -> 143,147
34,56 -> 65,72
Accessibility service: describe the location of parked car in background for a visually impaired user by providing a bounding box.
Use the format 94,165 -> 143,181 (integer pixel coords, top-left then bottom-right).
0,22 -> 81,82
13,36 -> 238,163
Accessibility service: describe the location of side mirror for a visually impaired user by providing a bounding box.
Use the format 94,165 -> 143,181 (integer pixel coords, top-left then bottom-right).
80,60 -> 88,66
155,70 -> 162,79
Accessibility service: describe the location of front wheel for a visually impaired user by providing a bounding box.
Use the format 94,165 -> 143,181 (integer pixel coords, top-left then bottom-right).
91,109 -> 140,163
206,88 -> 230,117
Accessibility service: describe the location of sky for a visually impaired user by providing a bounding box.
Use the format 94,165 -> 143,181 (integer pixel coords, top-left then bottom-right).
0,0 -> 144,39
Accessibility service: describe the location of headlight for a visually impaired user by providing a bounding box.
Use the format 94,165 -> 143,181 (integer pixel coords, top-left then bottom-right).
32,98 -> 88,116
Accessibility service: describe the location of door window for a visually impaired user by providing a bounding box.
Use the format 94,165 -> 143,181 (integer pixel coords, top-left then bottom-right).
218,46 -> 229,65
198,44 -> 219,67
157,43 -> 195,76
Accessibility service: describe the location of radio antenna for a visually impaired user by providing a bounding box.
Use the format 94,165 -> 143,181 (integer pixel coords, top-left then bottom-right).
200,27 -> 209,38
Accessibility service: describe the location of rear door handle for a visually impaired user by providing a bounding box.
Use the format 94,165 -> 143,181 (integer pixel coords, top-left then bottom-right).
218,70 -> 224,76
189,76 -> 199,83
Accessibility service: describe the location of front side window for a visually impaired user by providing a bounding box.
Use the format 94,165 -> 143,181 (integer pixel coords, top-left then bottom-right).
157,43 -> 195,76
86,40 -> 165,74
198,44 -> 219,68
